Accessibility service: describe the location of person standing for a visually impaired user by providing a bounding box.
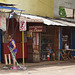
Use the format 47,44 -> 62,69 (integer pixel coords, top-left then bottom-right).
8,35 -> 17,69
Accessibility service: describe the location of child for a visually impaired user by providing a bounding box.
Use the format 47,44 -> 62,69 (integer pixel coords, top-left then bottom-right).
46,44 -> 55,61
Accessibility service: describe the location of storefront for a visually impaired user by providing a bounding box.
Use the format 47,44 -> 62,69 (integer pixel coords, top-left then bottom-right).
27,23 -> 75,61
1,13 -> 44,63
16,14 -> 69,62
0,5 -> 25,63
27,25 -> 43,62
18,16 -> 60,62
60,27 -> 75,59
26,20 -> 43,62
2,13 -> 75,63
41,25 -> 59,61
27,24 -> 59,62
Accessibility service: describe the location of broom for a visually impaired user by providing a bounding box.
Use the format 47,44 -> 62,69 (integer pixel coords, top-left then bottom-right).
7,46 -> 20,66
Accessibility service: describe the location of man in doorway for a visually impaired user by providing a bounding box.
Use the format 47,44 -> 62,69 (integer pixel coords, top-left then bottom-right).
46,44 -> 56,61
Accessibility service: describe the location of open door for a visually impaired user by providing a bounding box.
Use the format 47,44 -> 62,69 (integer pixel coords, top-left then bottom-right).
71,28 -> 75,56
71,28 -> 75,49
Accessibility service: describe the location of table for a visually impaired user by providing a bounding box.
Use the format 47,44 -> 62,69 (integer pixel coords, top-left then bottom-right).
59,49 -> 75,61
60,49 -> 75,51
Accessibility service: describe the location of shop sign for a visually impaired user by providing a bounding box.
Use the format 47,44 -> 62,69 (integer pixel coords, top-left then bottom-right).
19,17 -> 27,31
29,26 -> 43,32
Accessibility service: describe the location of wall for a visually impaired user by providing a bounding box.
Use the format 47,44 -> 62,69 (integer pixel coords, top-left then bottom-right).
54,0 -> 75,17
0,0 -> 6,2
6,0 -> 54,18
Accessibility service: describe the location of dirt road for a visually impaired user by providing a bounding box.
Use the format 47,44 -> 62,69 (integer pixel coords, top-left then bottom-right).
0,62 -> 75,75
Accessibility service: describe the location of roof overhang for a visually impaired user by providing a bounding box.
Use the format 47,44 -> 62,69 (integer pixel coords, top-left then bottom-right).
20,18 -> 43,23
17,14 -> 75,27
51,19 -> 75,27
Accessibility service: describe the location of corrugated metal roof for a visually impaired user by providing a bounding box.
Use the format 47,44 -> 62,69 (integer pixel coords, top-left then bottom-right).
52,19 -> 75,27
17,14 -> 75,27
20,18 -> 43,23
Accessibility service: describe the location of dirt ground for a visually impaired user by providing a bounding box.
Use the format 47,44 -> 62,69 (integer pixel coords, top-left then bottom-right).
0,61 -> 75,75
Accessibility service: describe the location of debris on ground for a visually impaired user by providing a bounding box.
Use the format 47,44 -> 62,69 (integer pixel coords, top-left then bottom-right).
28,71 -> 32,74
2,66 -> 9,70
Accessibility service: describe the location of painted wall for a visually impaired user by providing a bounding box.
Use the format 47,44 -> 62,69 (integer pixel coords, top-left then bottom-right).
54,0 -> 75,17
0,0 -> 5,2
6,0 -> 54,18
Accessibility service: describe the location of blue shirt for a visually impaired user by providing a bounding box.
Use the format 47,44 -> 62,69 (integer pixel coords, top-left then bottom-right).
9,39 -> 17,53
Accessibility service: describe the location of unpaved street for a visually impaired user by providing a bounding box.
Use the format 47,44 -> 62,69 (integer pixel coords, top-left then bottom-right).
0,62 -> 75,75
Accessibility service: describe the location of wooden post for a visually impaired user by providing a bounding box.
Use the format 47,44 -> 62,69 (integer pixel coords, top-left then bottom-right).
22,31 -> 25,65
8,54 -> 11,64
58,27 -> 60,60
4,54 -> 8,65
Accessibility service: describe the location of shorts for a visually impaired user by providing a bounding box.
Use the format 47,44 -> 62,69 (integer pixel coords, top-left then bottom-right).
11,52 -> 16,60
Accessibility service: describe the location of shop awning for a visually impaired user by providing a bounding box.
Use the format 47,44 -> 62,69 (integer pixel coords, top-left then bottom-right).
0,6 -> 25,11
17,14 -> 75,27
51,19 -> 75,27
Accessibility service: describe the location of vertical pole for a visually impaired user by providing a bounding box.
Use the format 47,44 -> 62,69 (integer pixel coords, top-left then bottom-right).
36,33 -> 37,49
71,28 -> 72,48
22,31 -> 25,65
60,27 -> 62,60
58,27 -> 60,60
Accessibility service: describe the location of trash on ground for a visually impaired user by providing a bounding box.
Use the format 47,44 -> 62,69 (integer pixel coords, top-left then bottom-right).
3,66 -> 8,69
28,71 -> 32,74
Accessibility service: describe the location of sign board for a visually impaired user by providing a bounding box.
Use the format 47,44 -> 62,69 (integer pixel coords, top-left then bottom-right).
19,17 -> 27,31
54,0 -> 75,17
29,26 -> 43,32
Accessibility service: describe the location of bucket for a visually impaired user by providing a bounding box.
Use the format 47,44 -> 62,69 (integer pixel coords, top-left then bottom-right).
47,55 -> 50,61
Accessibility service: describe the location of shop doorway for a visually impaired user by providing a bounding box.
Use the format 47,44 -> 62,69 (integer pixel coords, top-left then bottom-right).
71,28 -> 75,49
62,27 -> 71,49
41,26 -> 57,61
27,32 -> 41,62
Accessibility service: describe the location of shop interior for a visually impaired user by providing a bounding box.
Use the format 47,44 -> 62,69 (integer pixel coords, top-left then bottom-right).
41,26 -> 56,61
60,27 -> 75,60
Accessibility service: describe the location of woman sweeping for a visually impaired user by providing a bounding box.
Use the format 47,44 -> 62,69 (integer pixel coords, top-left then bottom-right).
8,35 -> 17,69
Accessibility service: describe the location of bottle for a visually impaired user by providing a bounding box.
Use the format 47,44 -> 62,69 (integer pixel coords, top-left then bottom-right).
47,54 -> 50,61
